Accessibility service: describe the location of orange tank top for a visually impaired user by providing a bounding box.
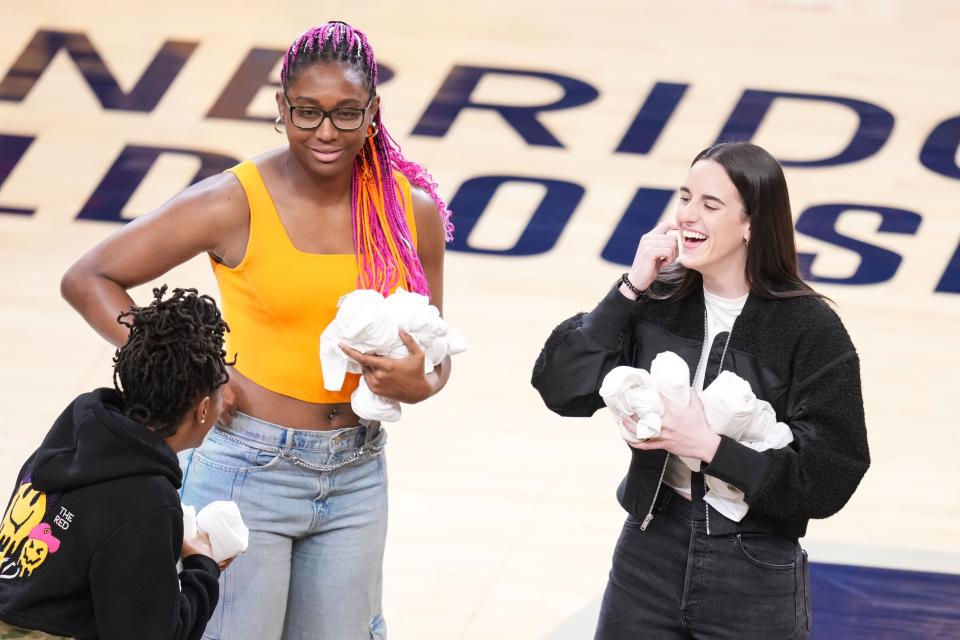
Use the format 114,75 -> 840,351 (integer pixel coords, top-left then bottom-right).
212,160 -> 419,403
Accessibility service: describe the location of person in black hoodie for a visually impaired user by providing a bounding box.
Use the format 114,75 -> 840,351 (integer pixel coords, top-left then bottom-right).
0,286 -> 232,640
532,143 -> 869,639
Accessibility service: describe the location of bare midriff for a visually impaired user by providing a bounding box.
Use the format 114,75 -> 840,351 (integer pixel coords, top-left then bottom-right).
229,368 -> 360,431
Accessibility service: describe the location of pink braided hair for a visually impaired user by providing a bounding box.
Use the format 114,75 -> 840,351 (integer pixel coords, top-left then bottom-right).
281,22 -> 453,296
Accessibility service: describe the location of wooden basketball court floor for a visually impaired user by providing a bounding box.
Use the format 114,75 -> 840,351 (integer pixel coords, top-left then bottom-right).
1,1 -> 958,637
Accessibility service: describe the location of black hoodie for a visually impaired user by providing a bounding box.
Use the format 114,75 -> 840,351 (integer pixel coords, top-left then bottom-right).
0,388 -> 219,640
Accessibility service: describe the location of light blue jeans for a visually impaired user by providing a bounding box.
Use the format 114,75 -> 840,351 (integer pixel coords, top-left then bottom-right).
179,412 -> 388,640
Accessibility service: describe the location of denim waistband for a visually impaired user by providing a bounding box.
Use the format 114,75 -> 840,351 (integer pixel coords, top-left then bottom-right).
217,411 -> 385,454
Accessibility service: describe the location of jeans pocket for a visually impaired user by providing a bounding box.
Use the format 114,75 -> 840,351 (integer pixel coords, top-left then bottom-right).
735,533 -> 798,570
193,429 -> 283,473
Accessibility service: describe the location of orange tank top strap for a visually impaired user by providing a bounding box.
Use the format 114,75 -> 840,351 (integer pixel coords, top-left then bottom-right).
222,160 -> 298,271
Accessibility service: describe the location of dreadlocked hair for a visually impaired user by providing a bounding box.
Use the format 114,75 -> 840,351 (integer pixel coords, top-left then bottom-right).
113,285 -> 232,437
281,21 -> 454,296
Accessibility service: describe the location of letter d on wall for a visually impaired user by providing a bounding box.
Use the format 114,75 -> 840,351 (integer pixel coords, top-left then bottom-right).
76,146 -> 238,223
715,89 -> 894,167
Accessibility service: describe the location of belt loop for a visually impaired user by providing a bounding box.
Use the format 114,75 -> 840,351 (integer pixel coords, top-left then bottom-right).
361,419 -> 381,447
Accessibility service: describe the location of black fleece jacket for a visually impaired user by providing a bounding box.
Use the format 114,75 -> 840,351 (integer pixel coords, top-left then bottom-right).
0,389 -> 219,640
532,284 -> 870,539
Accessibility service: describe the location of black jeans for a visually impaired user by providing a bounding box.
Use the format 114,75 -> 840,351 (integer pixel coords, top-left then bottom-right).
595,489 -> 811,639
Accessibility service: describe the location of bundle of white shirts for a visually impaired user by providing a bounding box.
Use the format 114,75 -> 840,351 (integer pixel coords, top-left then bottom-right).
598,352 -> 691,446
182,501 -> 249,563
599,352 -> 793,521
319,288 -> 468,422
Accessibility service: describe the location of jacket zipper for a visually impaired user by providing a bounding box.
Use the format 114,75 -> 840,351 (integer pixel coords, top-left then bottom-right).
640,452 -> 671,531
705,487 -> 711,535
642,294 -> 743,534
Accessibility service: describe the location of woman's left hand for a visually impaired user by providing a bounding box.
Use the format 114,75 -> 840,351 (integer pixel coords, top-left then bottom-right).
340,331 -> 436,403
630,390 -> 721,464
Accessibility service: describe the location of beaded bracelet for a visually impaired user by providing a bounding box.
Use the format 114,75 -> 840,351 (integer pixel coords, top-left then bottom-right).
619,273 -> 644,298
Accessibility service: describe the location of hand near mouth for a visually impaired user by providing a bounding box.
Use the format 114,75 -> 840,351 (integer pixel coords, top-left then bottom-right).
623,220 -> 681,295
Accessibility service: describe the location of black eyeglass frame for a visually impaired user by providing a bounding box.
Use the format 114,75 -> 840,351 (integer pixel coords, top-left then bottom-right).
282,93 -> 377,131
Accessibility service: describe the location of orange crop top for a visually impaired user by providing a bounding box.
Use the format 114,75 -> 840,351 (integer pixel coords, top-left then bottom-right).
212,160 -> 418,403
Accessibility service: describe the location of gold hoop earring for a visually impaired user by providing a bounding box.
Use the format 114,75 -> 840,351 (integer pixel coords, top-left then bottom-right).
367,121 -> 379,138
274,117 -> 286,134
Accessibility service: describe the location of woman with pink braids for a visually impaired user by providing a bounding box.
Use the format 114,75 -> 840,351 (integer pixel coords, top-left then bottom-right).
61,21 -> 452,640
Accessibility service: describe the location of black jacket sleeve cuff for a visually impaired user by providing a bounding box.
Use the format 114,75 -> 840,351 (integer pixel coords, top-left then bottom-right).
182,554 -> 221,579
702,435 -> 770,498
581,284 -> 640,350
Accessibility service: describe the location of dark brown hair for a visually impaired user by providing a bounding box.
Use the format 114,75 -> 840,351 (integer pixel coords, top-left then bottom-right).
113,286 -> 231,436
649,142 -> 823,301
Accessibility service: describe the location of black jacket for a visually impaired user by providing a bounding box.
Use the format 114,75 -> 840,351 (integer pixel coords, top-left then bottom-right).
532,284 -> 870,539
0,389 -> 219,640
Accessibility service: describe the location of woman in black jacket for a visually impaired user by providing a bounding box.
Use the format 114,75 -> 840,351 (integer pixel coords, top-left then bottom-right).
532,142 -> 869,639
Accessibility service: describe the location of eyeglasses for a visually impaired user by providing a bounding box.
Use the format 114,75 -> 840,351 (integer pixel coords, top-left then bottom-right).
284,94 -> 375,131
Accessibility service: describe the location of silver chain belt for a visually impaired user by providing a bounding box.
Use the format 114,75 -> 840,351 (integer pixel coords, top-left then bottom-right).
215,430 -> 369,472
